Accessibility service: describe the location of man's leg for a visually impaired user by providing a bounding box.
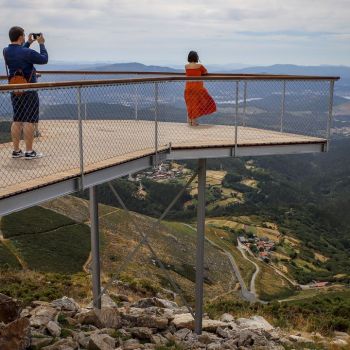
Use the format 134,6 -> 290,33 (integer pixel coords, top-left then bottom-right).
11,122 -> 23,151
23,122 -> 35,152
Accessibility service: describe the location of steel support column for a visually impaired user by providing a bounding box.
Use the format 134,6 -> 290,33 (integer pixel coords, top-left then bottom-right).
195,158 -> 207,335
89,186 -> 101,309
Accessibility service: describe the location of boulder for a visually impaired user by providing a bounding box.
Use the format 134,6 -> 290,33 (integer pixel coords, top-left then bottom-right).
202,319 -> 227,332
75,309 -> 102,328
30,336 -> 53,349
137,315 -> 168,330
216,326 -> 239,339
150,333 -> 167,345
46,320 -> 61,337
87,295 -> 117,309
0,317 -> 31,350
42,338 -> 78,350
330,339 -> 348,346
0,293 -> 21,323
132,297 -> 178,309
123,339 -> 143,350
236,316 -> 274,331
288,334 -> 314,343
171,313 -> 194,329
51,297 -> 80,313
174,328 -> 192,340
88,333 -> 115,350
95,307 -> 121,329
220,313 -> 235,323
74,331 -> 90,348
30,306 -> 57,328
198,331 -> 221,345
130,326 -> 153,340
109,293 -> 130,302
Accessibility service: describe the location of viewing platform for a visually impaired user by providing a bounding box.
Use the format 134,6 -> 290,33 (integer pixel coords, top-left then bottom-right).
0,71 -> 340,333
0,71 -> 338,215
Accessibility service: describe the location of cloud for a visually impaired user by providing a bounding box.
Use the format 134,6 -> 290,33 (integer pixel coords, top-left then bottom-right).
0,0 -> 349,65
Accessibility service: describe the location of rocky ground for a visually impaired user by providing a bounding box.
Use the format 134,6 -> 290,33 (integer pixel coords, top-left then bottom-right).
0,293 -> 349,350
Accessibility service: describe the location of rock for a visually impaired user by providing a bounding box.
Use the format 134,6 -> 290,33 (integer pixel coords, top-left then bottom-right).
334,331 -> 350,339
171,313 -> 194,329
75,309 -> 102,328
46,320 -> 61,337
95,308 -> 121,329
74,331 -> 90,348
237,329 -> 255,347
207,344 -> 223,350
51,297 -> 80,313
0,293 -> 21,323
88,295 -> 117,309
130,326 -> 153,340
42,338 -> 78,350
217,327 -> 239,339
0,317 -> 31,350
20,307 -> 32,318
236,316 -> 274,331
198,331 -> 221,345
330,338 -> 348,346
150,333 -> 167,345
174,328 -> 192,340
30,336 -> 53,349
30,306 -> 57,328
132,297 -> 178,309
88,333 -> 115,350
288,334 -> 314,343
222,338 -> 238,349
123,339 -> 143,350
109,293 -> 130,302
202,319 -> 227,332
32,301 -> 51,308
220,313 -> 235,323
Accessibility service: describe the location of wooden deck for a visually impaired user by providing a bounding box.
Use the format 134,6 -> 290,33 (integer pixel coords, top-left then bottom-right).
0,120 -> 326,200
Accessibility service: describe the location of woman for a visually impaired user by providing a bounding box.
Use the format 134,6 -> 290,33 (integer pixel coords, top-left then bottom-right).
184,51 -> 216,126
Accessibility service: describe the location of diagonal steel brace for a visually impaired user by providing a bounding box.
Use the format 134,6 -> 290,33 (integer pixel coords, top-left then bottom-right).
98,171 -> 198,318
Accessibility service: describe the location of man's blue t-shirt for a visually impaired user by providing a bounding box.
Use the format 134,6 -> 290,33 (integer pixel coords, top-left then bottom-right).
3,42 -> 48,83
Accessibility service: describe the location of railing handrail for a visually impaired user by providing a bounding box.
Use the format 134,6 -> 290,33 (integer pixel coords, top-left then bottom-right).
0,73 -> 341,92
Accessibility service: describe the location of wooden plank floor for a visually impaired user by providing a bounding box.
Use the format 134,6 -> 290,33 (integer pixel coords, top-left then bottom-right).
0,120 -> 325,199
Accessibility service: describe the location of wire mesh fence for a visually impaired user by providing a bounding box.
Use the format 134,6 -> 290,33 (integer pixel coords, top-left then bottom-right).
0,75 -> 335,197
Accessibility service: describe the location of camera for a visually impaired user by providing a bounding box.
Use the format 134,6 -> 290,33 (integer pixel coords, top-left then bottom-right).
32,33 -> 42,40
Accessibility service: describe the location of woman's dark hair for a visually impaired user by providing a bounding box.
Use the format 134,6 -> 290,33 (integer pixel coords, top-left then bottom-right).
9,26 -> 24,42
188,51 -> 199,63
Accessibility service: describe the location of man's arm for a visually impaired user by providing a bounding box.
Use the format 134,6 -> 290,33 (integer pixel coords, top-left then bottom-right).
23,34 -> 35,48
24,34 -> 48,65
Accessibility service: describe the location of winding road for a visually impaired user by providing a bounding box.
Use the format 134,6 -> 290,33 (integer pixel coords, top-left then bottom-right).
183,223 -> 257,303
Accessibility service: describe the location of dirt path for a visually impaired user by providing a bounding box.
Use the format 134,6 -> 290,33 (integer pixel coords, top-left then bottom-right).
0,217 -> 28,269
183,223 -> 257,303
237,240 -> 260,295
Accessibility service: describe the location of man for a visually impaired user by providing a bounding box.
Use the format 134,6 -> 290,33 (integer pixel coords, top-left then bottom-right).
3,26 -> 48,159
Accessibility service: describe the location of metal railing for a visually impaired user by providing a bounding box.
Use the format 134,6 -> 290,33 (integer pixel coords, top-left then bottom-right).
0,72 -> 339,196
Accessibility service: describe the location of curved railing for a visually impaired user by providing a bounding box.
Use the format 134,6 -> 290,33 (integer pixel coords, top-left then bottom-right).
0,72 -> 339,198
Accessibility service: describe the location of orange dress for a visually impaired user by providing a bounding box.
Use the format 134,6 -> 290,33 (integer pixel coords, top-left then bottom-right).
184,65 -> 217,120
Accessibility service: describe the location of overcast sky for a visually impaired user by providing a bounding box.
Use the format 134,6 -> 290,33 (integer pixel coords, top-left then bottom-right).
0,0 -> 349,66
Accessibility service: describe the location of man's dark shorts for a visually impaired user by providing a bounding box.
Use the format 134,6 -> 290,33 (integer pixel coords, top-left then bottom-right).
11,91 -> 39,123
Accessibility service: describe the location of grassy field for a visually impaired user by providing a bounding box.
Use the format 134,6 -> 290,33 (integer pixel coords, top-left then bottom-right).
0,241 -> 21,269
10,224 -> 91,273
43,196 -> 238,304
255,262 -> 296,301
1,206 -> 75,238
1,205 -> 91,273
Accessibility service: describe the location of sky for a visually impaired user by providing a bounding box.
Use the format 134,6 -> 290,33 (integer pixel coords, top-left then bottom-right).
0,0 -> 349,67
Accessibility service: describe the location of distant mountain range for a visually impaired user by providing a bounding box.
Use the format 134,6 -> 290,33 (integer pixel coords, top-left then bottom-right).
1,61 -> 348,94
